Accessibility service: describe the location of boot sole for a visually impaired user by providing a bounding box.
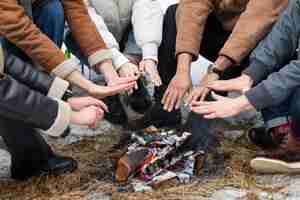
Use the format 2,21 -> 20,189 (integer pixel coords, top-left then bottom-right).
251,157 -> 300,174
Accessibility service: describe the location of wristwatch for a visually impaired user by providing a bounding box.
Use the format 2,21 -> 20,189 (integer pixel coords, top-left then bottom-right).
62,88 -> 73,101
208,64 -> 223,77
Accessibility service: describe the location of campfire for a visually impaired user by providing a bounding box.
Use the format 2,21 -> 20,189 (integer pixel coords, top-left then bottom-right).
113,127 -> 205,192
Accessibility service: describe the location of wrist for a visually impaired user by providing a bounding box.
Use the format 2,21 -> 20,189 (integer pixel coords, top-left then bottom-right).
177,53 -> 192,74
215,56 -> 233,71
96,60 -> 119,83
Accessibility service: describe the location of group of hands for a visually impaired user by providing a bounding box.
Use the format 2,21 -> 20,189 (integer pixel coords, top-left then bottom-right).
69,55 -> 256,129
68,58 -> 162,128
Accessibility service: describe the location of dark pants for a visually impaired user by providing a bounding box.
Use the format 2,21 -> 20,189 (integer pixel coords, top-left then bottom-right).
156,5 -> 247,99
0,0 -> 64,179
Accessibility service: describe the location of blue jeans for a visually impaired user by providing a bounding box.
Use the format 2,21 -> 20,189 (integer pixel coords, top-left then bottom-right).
2,0 -> 65,62
262,88 -> 300,137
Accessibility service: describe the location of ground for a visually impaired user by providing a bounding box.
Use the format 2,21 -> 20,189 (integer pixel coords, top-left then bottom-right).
1,115 -> 300,200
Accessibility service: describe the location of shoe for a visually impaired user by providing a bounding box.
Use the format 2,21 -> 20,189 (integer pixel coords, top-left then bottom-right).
11,154 -> 78,180
36,154 -> 78,177
251,133 -> 300,174
103,95 -> 128,125
248,123 -> 290,150
128,101 -> 181,130
128,80 -> 152,114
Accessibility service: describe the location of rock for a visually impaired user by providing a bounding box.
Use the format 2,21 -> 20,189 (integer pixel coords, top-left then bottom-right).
60,120 -> 121,145
210,187 -> 248,200
86,192 -> 112,200
223,130 -> 244,141
0,148 -> 11,179
276,179 -> 300,200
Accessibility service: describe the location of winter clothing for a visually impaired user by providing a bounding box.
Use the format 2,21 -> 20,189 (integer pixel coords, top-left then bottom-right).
88,0 -> 163,64
0,0 -> 111,79
244,0 -> 300,111
0,48 -> 71,137
157,5 -> 246,86
0,43 -> 76,180
175,0 -> 288,63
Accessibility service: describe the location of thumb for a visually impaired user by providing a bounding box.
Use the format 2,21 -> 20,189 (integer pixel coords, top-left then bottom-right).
139,61 -> 146,72
207,80 -> 232,91
211,91 -> 227,101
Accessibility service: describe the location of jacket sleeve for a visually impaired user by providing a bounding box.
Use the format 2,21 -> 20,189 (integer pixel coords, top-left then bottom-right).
132,0 -> 163,62
244,0 -> 300,110
0,0 -> 78,79
219,0 -> 288,63
63,0 -> 112,67
175,0 -> 214,60
87,6 -> 129,70
4,51 -> 70,100
0,73 -> 71,137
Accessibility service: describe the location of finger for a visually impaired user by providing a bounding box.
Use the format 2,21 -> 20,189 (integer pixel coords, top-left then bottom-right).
200,88 -> 210,101
204,113 -> 218,119
97,100 -> 109,112
211,92 -> 227,101
117,76 -> 139,84
162,88 -> 170,104
107,82 -> 136,96
175,91 -> 184,110
154,74 -> 162,87
191,100 -> 212,106
165,89 -> 177,112
139,62 -> 145,72
207,81 -> 228,91
191,105 -> 215,115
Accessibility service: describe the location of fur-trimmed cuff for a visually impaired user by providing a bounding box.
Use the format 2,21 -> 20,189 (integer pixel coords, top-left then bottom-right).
47,77 -> 70,99
88,49 -> 112,67
40,99 -> 71,137
111,48 -> 130,71
52,58 -> 80,79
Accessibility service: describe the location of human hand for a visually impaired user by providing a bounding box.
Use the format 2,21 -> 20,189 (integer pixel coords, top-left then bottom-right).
70,106 -> 104,128
67,96 -> 108,112
88,76 -> 137,98
207,74 -> 253,93
118,62 -> 140,90
162,73 -> 192,112
186,72 -> 219,105
190,93 -> 254,119
139,59 -> 162,86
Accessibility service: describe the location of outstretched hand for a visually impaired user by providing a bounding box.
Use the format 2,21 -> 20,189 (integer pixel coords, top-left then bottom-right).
88,76 -> 137,98
207,74 -> 253,93
139,59 -> 162,87
190,92 -> 254,119
162,73 -> 192,112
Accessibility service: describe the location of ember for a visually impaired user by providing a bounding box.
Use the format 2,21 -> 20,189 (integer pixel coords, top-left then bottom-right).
115,128 -> 204,191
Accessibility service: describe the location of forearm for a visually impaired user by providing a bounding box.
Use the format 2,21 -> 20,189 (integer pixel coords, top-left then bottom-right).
94,60 -> 120,84
66,70 -> 94,92
176,53 -> 193,75
214,55 -> 234,71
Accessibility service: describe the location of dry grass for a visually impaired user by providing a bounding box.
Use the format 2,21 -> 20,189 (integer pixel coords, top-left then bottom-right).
0,129 -> 283,200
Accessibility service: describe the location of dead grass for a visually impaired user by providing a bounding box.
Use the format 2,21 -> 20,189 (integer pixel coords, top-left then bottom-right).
0,130 -> 283,200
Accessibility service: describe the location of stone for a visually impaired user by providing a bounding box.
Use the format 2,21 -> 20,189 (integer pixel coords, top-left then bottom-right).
0,148 -> 11,179
86,192 -> 112,200
210,187 -> 248,200
223,130 -> 245,141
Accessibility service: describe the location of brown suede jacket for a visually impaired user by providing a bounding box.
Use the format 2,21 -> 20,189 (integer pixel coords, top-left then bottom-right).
0,0 -> 112,79
176,0 -> 288,63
